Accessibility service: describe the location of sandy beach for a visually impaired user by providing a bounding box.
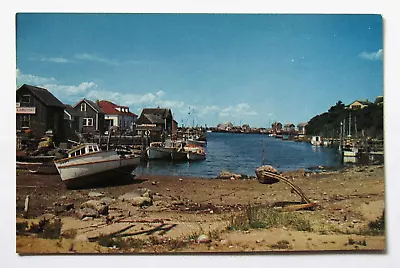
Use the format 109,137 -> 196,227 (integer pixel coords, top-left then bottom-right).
16,164 -> 385,254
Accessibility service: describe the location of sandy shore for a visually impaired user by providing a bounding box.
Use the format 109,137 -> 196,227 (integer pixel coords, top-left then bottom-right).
16,165 -> 385,254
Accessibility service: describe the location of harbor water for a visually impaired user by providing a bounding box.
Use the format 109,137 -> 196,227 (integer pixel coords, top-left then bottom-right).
135,132 -> 343,178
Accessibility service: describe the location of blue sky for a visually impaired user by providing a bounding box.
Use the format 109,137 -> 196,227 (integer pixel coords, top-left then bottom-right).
16,13 -> 383,128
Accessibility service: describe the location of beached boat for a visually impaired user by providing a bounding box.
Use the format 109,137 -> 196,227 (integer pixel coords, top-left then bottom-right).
16,159 -> 58,174
54,143 -> 140,188
16,154 -> 58,174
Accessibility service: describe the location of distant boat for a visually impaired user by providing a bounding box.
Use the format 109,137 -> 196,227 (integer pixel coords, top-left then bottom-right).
206,130 -> 212,133
311,136 -> 323,146
54,143 -> 140,188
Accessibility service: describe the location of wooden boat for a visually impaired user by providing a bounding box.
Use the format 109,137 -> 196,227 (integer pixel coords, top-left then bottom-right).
171,149 -> 188,161
187,138 -> 207,147
146,142 -> 174,160
54,143 -> 140,188
16,160 -> 58,174
185,145 -> 206,161
16,154 -> 58,174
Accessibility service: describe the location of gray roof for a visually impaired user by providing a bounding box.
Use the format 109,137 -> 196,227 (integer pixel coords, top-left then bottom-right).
141,108 -> 171,117
64,104 -> 81,117
18,84 -> 65,108
74,99 -> 104,113
144,114 -> 165,124
85,99 -> 104,113
297,122 -> 308,127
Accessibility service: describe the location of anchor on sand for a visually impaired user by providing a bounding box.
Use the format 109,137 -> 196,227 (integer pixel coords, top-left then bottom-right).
255,165 -> 317,211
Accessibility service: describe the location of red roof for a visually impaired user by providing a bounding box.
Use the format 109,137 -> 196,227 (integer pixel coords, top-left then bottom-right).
98,100 -> 137,117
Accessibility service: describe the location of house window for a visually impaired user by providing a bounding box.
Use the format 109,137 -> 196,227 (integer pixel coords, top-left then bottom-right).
21,95 -> 30,104
81,103 -> 87,112
21,115 -> 30,128
83,118 -> 94,126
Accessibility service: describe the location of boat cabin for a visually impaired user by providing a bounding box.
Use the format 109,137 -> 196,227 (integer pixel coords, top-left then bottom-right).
67,143 -> 100,157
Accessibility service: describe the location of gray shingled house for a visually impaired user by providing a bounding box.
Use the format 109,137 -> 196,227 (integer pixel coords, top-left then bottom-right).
16,84 -> 65,142
72,99 -> 105,134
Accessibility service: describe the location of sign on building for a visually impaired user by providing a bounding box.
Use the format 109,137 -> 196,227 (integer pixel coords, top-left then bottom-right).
16,107 -> 36,114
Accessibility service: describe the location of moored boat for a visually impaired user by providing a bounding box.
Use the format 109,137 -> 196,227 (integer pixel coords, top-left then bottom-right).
311,136 -> 323,146
185,145 -> 206,161
146,142 -> 174,160
54,143 -> 140,188
171,150 -> 188,161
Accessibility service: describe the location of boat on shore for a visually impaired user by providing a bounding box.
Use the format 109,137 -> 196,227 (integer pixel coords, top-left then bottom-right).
54,143 -> 140,188
16,160 -> 58,174
16,154 -> 59,174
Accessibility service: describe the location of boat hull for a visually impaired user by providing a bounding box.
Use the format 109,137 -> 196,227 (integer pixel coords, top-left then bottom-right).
187,152 -> 206,161
146,147 -> 173,160
54,151 -> 140,188
171,150 -> 187,161
16,161 -> 58,175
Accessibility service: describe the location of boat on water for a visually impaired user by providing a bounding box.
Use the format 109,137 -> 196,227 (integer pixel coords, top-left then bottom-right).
54,143 -> 140,188
171,149 -> 188,161
311,136 -> 323,146
186,138 -> 207,147
184,144 -> 206,161
146,142 -> 175,160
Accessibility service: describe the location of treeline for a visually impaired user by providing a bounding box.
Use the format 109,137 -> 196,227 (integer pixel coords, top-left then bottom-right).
305,101 -> 384,139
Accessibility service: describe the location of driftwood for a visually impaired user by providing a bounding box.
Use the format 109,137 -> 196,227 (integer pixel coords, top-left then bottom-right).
88,224 -> 136,242
24,195 -> 30,218
116,218 -> 171,224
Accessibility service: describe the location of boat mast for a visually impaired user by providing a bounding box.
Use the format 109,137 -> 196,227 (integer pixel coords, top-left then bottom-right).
348,111 -> 351,137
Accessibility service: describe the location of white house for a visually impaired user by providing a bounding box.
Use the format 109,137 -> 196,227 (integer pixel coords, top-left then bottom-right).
98,100 -> 137,131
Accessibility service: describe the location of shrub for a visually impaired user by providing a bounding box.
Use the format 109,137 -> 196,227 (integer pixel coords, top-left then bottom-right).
228,205 -> 312,232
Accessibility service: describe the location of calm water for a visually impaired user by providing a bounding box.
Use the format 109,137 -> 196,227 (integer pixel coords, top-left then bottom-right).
135,132 -> 343,178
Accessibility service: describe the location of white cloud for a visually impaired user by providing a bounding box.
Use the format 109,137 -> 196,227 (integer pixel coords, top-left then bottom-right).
29,56 -> 72,63
219,102 -> 258,117
16,69 -> 97,100
45,57 -> 70,63
156,90 -> 165,97
359,49 -> 383,60
16,69 -> 57,85
44,82 -> 98,97
74,53 -> 120,66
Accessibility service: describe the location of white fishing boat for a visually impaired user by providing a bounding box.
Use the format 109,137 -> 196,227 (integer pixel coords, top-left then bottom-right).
311,136 -> 323,146
54,143 -> 140,188
185,145 -> 206,161
187,138 -> 207,147
146,142 -> 174,160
